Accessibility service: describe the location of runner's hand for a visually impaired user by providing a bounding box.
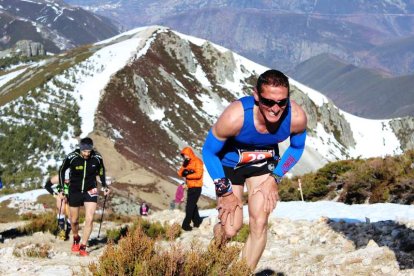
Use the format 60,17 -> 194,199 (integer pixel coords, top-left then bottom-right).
103,188 -> 111,196
217,193 -> 242,226
252,176 -> 280,213
56,192 -> 66,201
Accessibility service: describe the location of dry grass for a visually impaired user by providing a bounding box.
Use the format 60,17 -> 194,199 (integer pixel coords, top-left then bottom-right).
13,242 -> 52,258
36,194 -> 56,210
90,220 -> 252,276
19,211 -> 58,235
0,200 -> 20,223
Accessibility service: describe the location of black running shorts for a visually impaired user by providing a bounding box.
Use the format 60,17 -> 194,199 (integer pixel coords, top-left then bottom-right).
68,187 -> 98,207
223,159 -> 278,185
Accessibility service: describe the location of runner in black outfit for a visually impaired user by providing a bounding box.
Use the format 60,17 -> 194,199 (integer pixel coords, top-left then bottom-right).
58,137 -> 110,256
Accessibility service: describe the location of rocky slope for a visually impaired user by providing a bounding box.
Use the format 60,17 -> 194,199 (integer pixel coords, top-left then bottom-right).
64,0 -> 414,120
1,209 -> 413,275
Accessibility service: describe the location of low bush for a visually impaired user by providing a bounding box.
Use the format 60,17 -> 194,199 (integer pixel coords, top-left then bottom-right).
13,242 -> 51,258
106,218 -> 182,244
279,150 -> 414,204
231,223 -> 249,243
90,222 -> 251,275
0,200 -> 20,223
19,211 -> 58,235
106,225 -> 129,243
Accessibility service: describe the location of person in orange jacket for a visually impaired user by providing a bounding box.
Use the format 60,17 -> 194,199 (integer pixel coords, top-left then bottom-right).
177,147 -> 203,231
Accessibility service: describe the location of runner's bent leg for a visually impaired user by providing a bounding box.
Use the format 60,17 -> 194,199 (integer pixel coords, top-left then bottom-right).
214,184 -> 244,239
65,202 -> 71,239
56,197 -> 65,228
243,174 -> 272,269
69,206 -> 80,237
56,196 -> 66,239
81,201 -> 97,245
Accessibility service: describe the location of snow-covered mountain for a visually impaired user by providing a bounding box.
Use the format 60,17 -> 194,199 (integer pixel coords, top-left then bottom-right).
0,26 -> 413,188
0,0 -> 120,54
65,0 -> 414,77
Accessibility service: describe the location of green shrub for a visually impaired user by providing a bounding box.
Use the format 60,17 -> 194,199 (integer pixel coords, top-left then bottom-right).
370,182 -> 390,203
90,222 -> 252,276
278,151 -> 414,204
231,223 -> 249,243
19,211 -> 58,235
0,200 -> 20,223
299,174 -> 330,201
0,55 -> 47,70
105,219 -> 182,244
141,220 -> 166,239
13,242 -> 51,258
106,225 -> 129,243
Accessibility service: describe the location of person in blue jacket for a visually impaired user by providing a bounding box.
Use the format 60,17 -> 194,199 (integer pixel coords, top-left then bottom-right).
202,69 -> 307,269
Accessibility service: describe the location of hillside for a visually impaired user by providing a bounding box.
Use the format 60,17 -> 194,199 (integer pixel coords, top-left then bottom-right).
63,0 -> 414,121
66,0 -> 414,76
362,35 -> 414,77
289,53 -> 414,118
0,0 -> 120,54
0,26 -> 413,202
279,150 -> 414,205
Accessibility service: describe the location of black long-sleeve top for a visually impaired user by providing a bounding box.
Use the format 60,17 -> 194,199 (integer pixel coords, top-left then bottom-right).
58,149 -> 106,193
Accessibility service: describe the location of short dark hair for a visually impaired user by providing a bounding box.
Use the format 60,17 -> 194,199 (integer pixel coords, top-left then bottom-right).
256,69 -> 289,95
80,137 -> 93,146
79,137 -> 93,151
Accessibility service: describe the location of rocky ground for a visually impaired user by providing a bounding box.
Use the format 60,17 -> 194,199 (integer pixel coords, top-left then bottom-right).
153,210 -> 414,276
1,208 -> 413,276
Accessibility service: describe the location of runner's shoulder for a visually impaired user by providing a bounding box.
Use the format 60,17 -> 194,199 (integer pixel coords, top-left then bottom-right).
290,100 -> 307,133
66,150 -> 80,160
92,150 -> 104,162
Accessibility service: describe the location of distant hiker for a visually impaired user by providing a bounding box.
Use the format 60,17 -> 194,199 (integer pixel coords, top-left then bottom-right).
174,182 -> 186,210
178,147 -> 203,231
202,69 -> 307,269
0,176 -> 3,189
44,174 -> 71,240
59,137 -> 110,257
140,202 -> 149,216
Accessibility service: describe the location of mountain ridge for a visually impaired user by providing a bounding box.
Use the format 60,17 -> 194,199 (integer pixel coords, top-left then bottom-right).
290,53 -> 414,119
65,0 -> 414,76
0,0 -> 120,54
0,26 -> 413,193
62,0 -> 414,120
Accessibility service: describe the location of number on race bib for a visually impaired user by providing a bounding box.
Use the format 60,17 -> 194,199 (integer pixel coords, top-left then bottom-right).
236,149 -> 275,168
87,188 -> 98,197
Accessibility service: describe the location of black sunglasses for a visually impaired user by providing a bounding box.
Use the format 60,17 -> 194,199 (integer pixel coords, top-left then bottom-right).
259,96 -> 289,107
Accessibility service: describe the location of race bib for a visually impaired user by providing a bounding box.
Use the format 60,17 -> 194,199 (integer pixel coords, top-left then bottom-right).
236,148 -> 275,168
87,188 -> 98,197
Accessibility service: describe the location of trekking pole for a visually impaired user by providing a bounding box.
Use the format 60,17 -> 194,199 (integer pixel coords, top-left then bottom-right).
97,194 -> 107,239
298,179 -> 304,202
55,197 -> 63,238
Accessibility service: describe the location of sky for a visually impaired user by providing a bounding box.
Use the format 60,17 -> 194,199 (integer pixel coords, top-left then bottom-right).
0,188 -> 412,224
